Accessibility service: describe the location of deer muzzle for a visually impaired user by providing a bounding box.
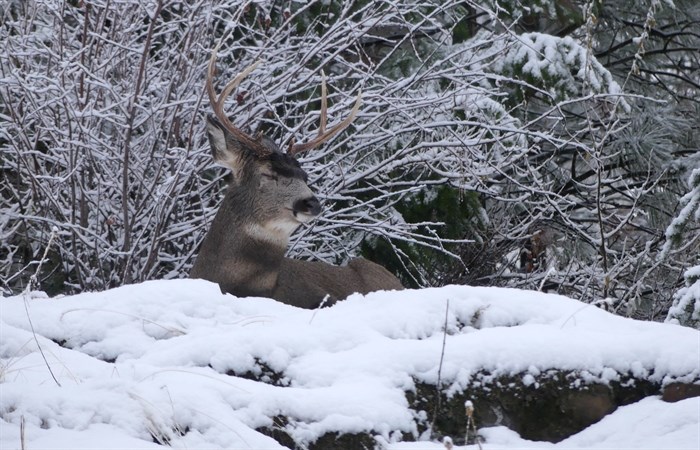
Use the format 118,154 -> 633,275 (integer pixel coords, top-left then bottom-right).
292,196 -> 321,221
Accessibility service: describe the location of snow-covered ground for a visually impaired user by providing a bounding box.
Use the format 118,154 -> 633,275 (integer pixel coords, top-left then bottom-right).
1,280 -> 699,449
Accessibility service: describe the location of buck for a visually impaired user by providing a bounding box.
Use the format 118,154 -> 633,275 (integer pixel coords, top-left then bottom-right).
190,49 -> 403,309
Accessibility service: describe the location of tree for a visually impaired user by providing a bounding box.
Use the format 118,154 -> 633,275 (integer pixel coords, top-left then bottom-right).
662,168 -> 700,328
442,0 -> 700,321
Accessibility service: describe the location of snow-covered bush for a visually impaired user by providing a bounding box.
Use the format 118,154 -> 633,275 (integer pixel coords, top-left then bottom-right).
1,0 -> 696,324
0,0 -> 534,292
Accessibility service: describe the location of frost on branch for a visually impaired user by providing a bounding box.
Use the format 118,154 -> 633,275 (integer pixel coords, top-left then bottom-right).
493,32 -> 627,104
664,169 -> 700,329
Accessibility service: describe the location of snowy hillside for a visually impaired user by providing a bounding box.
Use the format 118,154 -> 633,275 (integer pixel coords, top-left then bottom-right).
1,280 -> 699,449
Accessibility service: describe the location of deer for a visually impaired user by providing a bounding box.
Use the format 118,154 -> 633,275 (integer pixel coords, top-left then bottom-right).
190,48 -> 403,309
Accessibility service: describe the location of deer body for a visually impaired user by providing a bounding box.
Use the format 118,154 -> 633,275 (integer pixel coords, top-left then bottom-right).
190,50 -> 402,309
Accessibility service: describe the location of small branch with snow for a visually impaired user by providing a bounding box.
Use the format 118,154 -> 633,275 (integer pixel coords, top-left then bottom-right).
22,226 -> 61,387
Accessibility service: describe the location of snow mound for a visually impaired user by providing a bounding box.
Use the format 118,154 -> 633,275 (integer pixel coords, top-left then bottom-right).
2,280 -> 698,449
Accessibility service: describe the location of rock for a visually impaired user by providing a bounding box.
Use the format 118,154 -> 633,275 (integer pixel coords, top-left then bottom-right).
662,382 -> 700,403
245,369 -> 696,447
409,370 -> 664,443
258,418 -> 376,450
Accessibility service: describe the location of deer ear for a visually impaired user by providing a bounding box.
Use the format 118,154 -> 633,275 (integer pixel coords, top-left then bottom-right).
206,115 -> 250,181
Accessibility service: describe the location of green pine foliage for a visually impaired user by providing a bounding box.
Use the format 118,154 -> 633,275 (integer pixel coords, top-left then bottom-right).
361,186 -> 486,288
664,169 -> 700,328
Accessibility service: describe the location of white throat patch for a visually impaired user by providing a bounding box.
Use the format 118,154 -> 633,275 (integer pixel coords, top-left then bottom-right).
245,220 -> 299,244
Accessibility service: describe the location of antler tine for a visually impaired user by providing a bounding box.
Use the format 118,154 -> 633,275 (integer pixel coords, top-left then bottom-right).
206,45 -> 267,155
219,62 -> 260,107
289,74 -> 362,156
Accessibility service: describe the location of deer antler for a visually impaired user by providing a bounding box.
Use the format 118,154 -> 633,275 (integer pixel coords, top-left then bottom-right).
206,45 -> 270,157
288,71 -> 362,156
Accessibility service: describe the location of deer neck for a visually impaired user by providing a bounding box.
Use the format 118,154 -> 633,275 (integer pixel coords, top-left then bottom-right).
194,196 -> 293,298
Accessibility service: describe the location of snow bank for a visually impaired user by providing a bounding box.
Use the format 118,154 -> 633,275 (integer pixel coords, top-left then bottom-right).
1,280 -> 698,448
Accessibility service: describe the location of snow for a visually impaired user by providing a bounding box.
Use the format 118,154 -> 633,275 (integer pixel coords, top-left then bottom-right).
493,32 -> 629,110
2,280 -> 699,449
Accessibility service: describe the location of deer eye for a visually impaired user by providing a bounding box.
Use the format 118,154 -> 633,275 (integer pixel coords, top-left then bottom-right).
261,173 -> 279,182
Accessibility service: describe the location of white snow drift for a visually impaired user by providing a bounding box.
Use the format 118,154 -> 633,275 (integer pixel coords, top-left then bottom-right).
1,280 -> 698,449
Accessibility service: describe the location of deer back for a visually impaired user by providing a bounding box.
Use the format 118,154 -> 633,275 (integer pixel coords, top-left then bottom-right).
275,258 -> 405,308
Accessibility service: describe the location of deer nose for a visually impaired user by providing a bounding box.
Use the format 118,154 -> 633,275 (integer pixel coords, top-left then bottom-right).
293,196 -> 321,217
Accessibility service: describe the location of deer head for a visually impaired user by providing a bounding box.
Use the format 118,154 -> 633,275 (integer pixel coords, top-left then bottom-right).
203,46 -> 360,241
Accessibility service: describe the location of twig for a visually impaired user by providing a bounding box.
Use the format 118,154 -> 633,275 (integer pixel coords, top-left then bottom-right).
60,308 -> 185,336
538,267 -> 555,292
22,226 -> 62,387
309,294 -> 331,324
465,400 -> 482,449
430,298 -> 450,437
20,415 -> 26,450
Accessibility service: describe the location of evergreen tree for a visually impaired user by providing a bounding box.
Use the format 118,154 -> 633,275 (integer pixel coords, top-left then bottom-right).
662,168 -> 700,328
